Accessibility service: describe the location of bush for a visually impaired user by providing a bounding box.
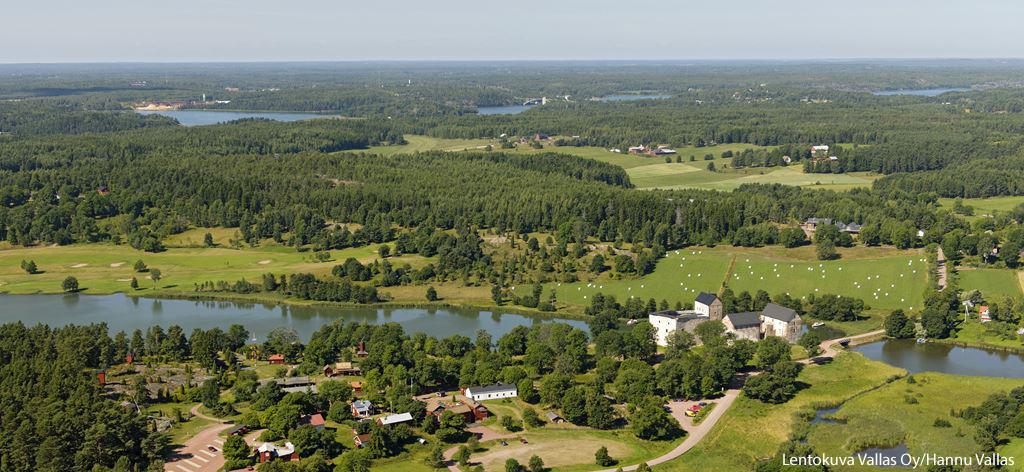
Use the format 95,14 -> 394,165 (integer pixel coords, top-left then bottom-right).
934,418 -> 952,428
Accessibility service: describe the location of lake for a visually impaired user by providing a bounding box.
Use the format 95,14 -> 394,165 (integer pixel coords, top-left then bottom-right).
476,105 -> 533,115
136,110 -> 328,126
852,339 -> 1024,377
601,94 -> 671,101
872,88 -> 970,96
0,294 -> 588,342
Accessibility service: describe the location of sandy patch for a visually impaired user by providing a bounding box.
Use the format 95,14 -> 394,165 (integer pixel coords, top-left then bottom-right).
110,262 -> 125,268
70,263 -> 88,268
116,278 -> 132,282
258,260 -> 272,265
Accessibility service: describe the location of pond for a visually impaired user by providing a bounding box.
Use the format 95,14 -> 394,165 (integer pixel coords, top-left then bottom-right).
0,294 -> 588,342
872,88 -> 970,96
136,110 -> 328,126
852,339 -> 1024,377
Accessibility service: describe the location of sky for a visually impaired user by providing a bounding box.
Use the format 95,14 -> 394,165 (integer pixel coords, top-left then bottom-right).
3,0 -> 1023,63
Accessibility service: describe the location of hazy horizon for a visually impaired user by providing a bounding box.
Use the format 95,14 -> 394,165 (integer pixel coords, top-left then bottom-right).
3,0 -> 1023,64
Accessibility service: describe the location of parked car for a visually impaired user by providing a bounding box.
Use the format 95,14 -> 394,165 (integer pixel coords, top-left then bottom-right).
685,410 -> 697,417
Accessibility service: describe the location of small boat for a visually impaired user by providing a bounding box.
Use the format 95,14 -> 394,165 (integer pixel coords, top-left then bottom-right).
812,322 -> 825,328
916,338 -> 927,344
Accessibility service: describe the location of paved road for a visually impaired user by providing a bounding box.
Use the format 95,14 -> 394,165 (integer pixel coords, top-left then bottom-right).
164,404 -> 229,472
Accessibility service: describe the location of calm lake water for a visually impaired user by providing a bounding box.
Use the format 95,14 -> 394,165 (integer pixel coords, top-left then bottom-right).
476,105 -> 534,115
137,110 -> 327,126
601,94 -> 671,101
853,339 -> 1024,377
0,294 -> 588,341
872,88 -> 970,96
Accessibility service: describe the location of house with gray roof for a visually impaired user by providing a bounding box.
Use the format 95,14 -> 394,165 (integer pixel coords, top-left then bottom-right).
723,312 -> 762,341
761,303 -> 803,342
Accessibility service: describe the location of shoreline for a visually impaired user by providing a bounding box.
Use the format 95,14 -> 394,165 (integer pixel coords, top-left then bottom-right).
0,289 -> 593,322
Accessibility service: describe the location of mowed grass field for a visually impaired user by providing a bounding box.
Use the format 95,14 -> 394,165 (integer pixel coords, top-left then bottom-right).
517,246 -> 928,315
958,268 -> 1024,300
355,135 -> 876,192
662,352 -> 905,471
0,240 -> 425,296
938,196 -> 1024,216
808,373 -> 1024,472
725,249 -> 929,312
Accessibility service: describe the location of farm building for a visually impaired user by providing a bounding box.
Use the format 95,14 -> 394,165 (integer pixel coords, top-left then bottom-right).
268,354 -> 285,365
378,412 -> 415,426
465,382 -> 518,401
649,310 -> 707,346
323,362 -> 361,377
258,442 -> 298,463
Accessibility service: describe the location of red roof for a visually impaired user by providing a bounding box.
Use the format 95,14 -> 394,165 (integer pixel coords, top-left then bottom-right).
268,354 -> 285,361
305,413 -> 325,426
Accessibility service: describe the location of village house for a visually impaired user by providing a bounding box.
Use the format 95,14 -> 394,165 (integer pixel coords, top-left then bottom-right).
694,292 -> 723,319
267,354 -> 286,365
464,382 -> 518,401
323,361 -> 361,377
545,411 -> 564,424
350,381 -> 363,394
353,433 -> 372,449
258,442 -> 298,463
299,413 -> 326,431
351,399 -> 374,418
802,218 -> 862,234
980,305 -> 991,322
422,394 -> 490,423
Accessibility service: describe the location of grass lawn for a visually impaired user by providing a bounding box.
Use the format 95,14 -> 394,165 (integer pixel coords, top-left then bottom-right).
958,267 -> 1023,299
660,352 -> 904,471
808,373 -> 1024,471
938,196 -> 1024,217
474,429 -> 677,472
1000,439 -> 1024,471
950,321 -> 1024,350
518,245 -> 928,320
0,238 -> 421,296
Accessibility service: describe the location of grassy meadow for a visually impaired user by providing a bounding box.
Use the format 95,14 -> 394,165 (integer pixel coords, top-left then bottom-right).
957,267 -> 1024,300
661,352 -> 905,471
517,245 -> 929,321
0,240 -> 423,296
807,373 -> 1024,471
938,196 -> 1024,217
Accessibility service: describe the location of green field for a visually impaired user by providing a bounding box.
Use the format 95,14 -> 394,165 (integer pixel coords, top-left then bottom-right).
0,240 -> 416,296
958,268 -> 1024,300
519,246 -> 928,315
808,373 -> 1024,471
938,196 -> 1024,216
358,136 -> 876,192
661,352 -> 905,471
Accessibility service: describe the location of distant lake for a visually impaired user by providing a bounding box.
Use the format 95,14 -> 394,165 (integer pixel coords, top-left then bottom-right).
853,339 -> 1024,377
476,105 -> 534,115
0,294 -> 587,341
136,110 -> 328,126
872,88 -> 970,96
601,94 -> 671,101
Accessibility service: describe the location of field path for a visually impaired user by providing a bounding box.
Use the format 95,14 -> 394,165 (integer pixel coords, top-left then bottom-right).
936,246 -> 948,290
719,255 -> 738,294
1017,271 -> 1024,296
812,329 -> 886,360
